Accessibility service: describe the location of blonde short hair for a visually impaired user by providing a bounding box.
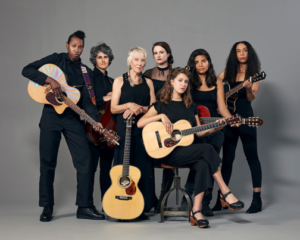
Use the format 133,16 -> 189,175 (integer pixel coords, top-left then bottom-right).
127,46 -> 147,68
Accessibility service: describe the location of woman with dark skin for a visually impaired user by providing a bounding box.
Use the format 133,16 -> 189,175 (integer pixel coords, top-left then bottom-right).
111,47 -> 156,220
138,67 -> 244,228
213,41 -> 262,213
183,49 -> 238,216
144,42 -> 175,213
88,43 -> 115,202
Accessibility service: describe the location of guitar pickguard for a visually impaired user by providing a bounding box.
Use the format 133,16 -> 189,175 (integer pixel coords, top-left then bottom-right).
46,92 -> 62,106
164,138 -> 180,148
125,180 -> 137,195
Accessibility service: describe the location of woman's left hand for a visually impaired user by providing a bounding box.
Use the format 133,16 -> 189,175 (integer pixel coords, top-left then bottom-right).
243,78 -> 252,89
93,122 -> 103,132
215,118 -> 226,131
123,109 -> 134,119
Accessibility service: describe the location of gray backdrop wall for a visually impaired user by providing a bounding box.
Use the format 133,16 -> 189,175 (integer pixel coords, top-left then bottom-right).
1,0 -> 299,209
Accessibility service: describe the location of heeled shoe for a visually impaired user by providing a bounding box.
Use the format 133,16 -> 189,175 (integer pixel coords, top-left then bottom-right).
211,190 -> 228,211
246,198 -> 262,214
190,210 -> 209,228
220,191 -> 244,211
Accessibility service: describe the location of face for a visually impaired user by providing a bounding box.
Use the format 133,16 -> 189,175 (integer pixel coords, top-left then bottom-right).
130,52 -> 146,73
170,73 -> 189,94
153,46 -> 170,65
194,55 -> 209,74
236,43 -> 248,63
66,37 -> 84,61
96,52 -> 110,70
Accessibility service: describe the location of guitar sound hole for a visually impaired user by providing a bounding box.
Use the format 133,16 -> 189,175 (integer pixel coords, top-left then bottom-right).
120,176 -> 131,188
56,92 -> 67,103
171,130 -> 182,141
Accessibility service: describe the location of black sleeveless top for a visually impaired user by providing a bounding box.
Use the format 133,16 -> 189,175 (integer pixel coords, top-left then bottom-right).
191,87 -> 219,117
115,73 -> 150,132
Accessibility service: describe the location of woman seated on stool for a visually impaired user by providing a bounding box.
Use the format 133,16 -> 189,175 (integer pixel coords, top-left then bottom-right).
137,67 -> 244,228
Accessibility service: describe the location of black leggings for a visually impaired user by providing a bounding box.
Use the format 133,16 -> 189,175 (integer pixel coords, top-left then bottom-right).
222,124 -> 262,188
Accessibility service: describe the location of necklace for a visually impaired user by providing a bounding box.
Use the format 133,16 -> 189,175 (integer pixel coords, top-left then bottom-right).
238,65 -> 247,73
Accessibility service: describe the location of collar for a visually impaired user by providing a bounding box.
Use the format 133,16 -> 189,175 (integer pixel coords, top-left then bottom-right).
93,67 -> 108,77
157,66 -> 169,76
65,53 -> 82,64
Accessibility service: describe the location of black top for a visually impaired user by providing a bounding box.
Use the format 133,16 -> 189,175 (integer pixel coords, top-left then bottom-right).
22,52 -> 99,122
143,67 -> 168,96
92,67 -> 114,108
153,101 -> 199,127
228,81 -> 252,113
115,73 -> 151,132
191,87 -> 219,117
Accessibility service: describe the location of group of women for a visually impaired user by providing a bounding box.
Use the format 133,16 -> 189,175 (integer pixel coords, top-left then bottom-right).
22,30 -> 262,228
92,39 -> 262,227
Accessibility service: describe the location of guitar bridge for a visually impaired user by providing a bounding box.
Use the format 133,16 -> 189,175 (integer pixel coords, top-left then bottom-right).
115,196 -> 132,201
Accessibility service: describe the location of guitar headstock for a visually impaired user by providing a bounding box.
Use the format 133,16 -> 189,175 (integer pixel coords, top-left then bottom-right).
244,117 -> 264,127
125,116 -> 135,127
225,115 -> 242,125
102,129 -> 120,147
251,71 -> 267,83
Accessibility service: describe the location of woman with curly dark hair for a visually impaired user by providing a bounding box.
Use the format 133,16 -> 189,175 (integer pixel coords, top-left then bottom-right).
212,41 -> 263,214
138,67 -> 244,228
183,49 -> 236,217
88,42 -> 115,203
143,42 -> 175,213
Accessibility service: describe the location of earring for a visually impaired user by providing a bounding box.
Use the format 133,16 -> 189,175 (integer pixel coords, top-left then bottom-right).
170,86 -> 174,93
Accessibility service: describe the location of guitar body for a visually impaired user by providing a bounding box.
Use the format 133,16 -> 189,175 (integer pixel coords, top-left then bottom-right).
102,165 -> 144,219
27,64 -> 80,114
142,120 -> 194,159
85,101 -> 117,148
224,82 -> 238,114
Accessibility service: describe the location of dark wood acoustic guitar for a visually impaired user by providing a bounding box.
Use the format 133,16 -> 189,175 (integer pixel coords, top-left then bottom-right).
224,71 -> 266,113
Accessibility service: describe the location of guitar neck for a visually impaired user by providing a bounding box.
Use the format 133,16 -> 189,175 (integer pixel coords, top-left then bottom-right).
181,121 -> 227,136
64,98 -> 97,126
225,81 -> 245,98
122,123 -> 132,176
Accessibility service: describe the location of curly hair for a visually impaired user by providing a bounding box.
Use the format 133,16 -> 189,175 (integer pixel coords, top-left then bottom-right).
152,42 -> 174,72
224,41 -> 261,82
186,49 -> 217,89
89,42 -> 114,67
160,67 -> 193,108
67,30 -> 85,44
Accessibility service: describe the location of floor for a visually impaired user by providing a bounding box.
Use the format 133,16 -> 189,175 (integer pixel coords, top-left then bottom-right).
1,202 -> 299,240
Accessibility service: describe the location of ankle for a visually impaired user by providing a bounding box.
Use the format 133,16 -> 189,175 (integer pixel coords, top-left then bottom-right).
253,191 -> 261,199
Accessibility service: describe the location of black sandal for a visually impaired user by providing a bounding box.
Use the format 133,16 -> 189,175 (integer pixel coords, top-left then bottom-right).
190,210 -> 209,228
220,191 -> 244,211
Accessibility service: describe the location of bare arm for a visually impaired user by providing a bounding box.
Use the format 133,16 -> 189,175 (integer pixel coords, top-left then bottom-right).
142,78 -> 157,113
195,115 -> 225,138
217,70 -> 225,82
244,78 -> 261,102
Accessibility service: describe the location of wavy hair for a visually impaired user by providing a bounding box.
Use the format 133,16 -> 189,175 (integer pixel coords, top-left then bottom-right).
160,67 -> 192,108
224,41 -> 261,82
89,42 -> 114,67
186,49 -> 217,89
152,42 -> 174,71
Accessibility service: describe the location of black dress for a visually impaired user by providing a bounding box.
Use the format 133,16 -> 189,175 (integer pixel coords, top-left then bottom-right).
89,67 -> 114,201
22,53 -> 99,208
152,101 -> 222,196
222,81 -> 262,188
113,73 -> 154,211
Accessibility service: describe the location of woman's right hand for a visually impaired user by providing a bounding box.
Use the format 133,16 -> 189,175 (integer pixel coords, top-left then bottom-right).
45,77 -> 63,97
128,103 -> 143,115
123,109 -> 134,119
161,114 -> 173,134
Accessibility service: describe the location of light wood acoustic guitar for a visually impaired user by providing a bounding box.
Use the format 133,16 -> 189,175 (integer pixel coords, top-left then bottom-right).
27,64 -> 119,147
102,117 -> 145,220
224,71 -> 266,113
198,105 -> 264,127
142,116 -> 241,159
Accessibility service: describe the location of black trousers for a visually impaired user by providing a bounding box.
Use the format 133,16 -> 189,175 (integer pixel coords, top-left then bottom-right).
113,128 -> 154,212
184,130 -> 224,204
89,143 -> 114,200
39,108 -> 94,207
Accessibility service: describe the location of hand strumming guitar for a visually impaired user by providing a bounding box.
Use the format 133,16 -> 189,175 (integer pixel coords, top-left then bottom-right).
161,114 -> 173,134
45,76 -> 63,98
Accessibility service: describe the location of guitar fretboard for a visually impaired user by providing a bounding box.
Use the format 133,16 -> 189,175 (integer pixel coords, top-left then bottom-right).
181,121 -> 227,136
225,82 -> 244,98
122,121 -> 132,176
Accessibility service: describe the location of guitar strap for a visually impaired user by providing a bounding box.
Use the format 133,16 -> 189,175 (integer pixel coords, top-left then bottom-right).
80,63 -> 97,106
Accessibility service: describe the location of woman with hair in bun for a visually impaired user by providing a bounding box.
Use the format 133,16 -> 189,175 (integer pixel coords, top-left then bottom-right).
143,42 -> 175,213
88,42 -> 115,203
111,47 -> 156,220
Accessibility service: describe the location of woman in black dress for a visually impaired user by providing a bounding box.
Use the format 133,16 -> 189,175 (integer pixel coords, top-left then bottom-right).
111,47 -> 156,220
183,49 -> 238,216
138,67 -> 244,228
89,43 -> 115,202
144,42 -> 175,212
213,41 -> 262,213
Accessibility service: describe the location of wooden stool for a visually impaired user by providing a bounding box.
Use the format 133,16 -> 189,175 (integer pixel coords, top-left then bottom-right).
159,164 -> 193,223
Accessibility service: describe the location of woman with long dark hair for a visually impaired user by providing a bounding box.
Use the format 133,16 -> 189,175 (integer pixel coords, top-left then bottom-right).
111,47 -> 156,220
183,49 -> 236,216
213,41 -> 262,214
138,67 -> 244,228
144,42 -> 175,213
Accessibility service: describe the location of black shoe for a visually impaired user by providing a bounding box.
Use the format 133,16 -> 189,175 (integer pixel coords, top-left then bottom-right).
135,213 -> 150,221
201,205 -> 214,217
154,169 -> 174,213
246,193 -> 262,214
190,210 -> 209,228
212,190 -> 228,211
220,191 -> 244,211
76,206 -> 105,220
40,207 -> 53,222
